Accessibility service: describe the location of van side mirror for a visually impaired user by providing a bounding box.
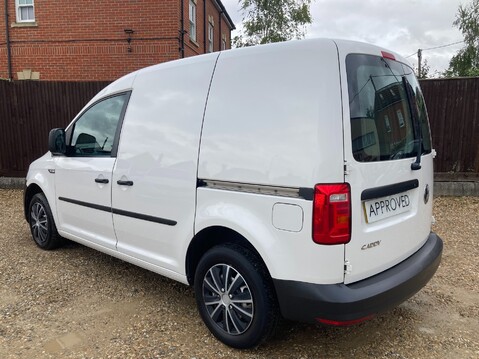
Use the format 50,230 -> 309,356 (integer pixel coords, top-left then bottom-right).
48,128 -> 66,155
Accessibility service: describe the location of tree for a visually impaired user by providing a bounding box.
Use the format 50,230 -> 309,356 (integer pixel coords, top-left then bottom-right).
445,0 -> 479,77
416,59 -> 431,79
233,0 -> 313,48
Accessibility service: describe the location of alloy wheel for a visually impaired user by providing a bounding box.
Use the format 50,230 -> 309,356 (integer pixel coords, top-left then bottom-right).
31,202 -> 48,244
202,263 -> 254,335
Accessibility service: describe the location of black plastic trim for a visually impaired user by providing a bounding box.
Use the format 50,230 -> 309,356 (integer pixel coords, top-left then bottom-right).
111,91 -> 132,157
361,179 -> 419,201
111,208 -> 177,226
58,197 -> 177,226
298,187 -> 314,201
117,180 -> 134,186
273,232 -> 443,323
197,179 -> 207,187
59,197 -> 111,212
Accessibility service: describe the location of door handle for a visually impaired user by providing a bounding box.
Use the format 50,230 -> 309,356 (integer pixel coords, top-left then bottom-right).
117,180 -> 134,186
95,178 -> 109,184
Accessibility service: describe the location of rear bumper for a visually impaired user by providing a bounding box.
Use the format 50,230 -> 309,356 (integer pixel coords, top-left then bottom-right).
273,232 -> 443,324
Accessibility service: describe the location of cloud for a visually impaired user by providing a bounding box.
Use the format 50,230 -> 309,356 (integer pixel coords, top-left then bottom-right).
221,0 -> 466,75
308,0 -> 464,73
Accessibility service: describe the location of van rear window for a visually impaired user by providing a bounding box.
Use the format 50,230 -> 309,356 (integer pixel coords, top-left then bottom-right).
346,54 -> 431,162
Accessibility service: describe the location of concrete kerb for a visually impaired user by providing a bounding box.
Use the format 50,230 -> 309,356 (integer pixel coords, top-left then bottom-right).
2,177 -> 478,196
0,177 -> 25,189
434,181 -> 479,197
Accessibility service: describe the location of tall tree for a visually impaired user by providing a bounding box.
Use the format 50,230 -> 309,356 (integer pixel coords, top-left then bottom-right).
233,0 -> 313,47
445,0 -> 479,77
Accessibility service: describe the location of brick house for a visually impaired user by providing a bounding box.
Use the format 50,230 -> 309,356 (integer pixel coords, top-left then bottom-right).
0,0 -> 235,81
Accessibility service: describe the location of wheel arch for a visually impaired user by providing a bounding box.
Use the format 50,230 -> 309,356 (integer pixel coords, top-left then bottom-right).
24,183 -> 43,221
185,226 -> 272,286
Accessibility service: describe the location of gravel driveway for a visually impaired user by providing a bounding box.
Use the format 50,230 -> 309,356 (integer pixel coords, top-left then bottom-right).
0,189 -> 478,358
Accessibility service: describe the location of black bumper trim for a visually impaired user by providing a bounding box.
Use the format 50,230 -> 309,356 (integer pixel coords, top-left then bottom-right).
273,232 -> 443,323
361,179 -> 419,201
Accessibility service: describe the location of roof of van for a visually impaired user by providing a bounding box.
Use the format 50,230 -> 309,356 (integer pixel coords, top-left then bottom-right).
99,38 -> 410,99
142,38 -> 408,72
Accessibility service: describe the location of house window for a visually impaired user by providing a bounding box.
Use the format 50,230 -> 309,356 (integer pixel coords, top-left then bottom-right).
189,0 -> 197,42
16,0 -> 35,22
208,23 -> 214,52
221,34 -> 227,50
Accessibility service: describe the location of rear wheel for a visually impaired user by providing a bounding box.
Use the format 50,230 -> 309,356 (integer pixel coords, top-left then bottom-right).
28,193 -> 63,250
194,244 -> 279,348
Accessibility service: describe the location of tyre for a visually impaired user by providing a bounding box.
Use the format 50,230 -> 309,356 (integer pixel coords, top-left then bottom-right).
194,244 -> 279,348
28,193 -> 63,250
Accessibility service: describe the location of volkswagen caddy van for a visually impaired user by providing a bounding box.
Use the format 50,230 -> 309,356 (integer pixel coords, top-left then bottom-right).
24,39 -> 443,348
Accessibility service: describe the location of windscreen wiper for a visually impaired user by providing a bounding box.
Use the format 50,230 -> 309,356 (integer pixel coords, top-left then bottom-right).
402,76 -> 422,170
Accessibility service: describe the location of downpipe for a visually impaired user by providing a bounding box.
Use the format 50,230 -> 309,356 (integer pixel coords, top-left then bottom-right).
4,0 -> 13,80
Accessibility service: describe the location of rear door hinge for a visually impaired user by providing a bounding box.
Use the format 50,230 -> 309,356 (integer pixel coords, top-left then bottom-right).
344,161 -> 350,175
344,260 -> 352,275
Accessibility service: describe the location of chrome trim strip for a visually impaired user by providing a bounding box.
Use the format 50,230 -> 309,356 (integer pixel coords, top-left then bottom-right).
198,179 -> 313,200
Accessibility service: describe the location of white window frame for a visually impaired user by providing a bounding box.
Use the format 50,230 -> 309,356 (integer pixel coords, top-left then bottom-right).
221,35 -> 227,51
208,23 -> 214,53
189,0 -> 197,42
16,0 -> 35,23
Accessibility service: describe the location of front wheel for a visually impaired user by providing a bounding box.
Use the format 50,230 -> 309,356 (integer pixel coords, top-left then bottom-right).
28,193 -> 64,250
194,244 -> 279,348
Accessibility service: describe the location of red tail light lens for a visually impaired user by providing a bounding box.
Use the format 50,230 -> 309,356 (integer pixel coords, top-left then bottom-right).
312,183 -> 351,245
381,51 -> 396,61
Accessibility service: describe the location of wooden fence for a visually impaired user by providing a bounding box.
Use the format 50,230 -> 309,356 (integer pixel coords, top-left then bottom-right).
0,78 -> 478,178
0,81 -> 110,176
420,77 -> 479,177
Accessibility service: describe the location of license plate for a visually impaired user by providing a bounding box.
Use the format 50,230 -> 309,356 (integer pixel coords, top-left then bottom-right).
363,191 -> 412,223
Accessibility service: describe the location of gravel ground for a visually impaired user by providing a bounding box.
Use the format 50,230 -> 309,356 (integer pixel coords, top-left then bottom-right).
0,189 -> 478,358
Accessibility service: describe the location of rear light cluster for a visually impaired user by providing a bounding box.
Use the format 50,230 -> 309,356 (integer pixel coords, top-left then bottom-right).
312,183 -> 351,245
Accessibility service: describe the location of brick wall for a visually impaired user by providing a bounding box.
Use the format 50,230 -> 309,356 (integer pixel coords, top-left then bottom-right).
206,0 -> 231,52
0,0 -> 233,81
183,0 -> 232,57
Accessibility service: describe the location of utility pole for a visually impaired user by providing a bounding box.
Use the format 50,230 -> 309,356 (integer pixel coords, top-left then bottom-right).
417,49 -> 422,77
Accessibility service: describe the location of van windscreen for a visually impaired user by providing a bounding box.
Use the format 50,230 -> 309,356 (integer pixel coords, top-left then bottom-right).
346,54 -> 431,162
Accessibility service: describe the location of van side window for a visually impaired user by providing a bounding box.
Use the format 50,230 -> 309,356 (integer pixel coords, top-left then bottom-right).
70,94 -> 128,157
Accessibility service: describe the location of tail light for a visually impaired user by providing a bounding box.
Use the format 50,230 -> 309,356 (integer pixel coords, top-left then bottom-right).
312,183 -> 351,245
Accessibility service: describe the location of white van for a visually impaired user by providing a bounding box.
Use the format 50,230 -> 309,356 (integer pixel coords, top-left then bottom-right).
25,39 -> 443,348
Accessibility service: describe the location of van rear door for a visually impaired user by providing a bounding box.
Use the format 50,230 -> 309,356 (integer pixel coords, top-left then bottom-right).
338,45 -> 434,284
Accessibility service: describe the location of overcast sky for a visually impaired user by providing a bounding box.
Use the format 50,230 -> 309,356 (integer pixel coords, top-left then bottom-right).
221,0 -> 468,76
